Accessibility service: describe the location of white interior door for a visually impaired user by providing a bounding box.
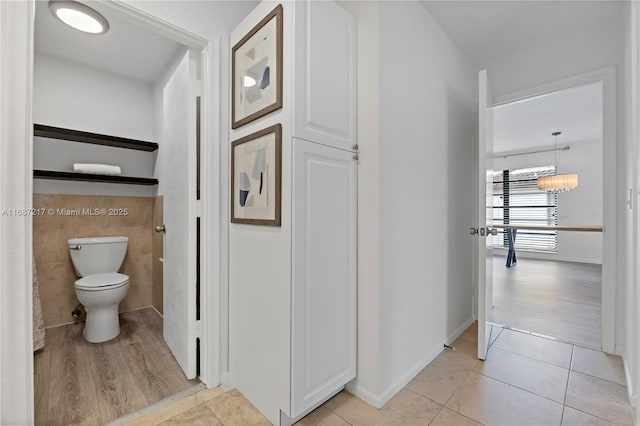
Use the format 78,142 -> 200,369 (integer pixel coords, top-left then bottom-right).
161,50 -> 197,378
477,70 -> 494,360
291,139 -> 357,417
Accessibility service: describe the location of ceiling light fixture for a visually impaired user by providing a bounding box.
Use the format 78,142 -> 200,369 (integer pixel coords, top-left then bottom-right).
49,0 -> 109,35
537,131 -> 578,193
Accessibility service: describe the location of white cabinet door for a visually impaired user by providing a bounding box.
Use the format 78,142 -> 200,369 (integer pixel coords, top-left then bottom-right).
293,0 -> 356,152
291,139 -> 357,417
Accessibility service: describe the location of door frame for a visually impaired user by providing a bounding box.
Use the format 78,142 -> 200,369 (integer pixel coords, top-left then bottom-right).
489,66 -> 617,354
0,1 -> 35,423
79,0 -> 222,385
0,1 -> 224,422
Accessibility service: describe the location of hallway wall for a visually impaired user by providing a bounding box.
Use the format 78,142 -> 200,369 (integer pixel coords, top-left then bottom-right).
342,1 -> 477,407
377,0 -> 477,402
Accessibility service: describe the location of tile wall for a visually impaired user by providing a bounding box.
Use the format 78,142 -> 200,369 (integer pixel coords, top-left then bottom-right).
33,194 -> 158,327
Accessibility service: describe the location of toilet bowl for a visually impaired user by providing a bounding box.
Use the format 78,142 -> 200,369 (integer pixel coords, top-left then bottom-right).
68,236 -> 130,343
75,273 -> 129,343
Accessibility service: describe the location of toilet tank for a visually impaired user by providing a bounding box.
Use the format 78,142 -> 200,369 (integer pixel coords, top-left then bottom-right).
68,236 -> 128,277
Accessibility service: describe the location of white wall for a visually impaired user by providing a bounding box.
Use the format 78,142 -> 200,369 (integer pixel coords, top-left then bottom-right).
493,139 -> 603,264
227,1 -> 293,422
33,51 -> 154,140
339,1 -> 477,407
485,19 -> 624,100
377,1 -> 476,400
33,51 -> 157,196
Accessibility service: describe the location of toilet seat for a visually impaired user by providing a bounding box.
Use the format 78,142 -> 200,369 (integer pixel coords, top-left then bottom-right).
75,272 -> 129,291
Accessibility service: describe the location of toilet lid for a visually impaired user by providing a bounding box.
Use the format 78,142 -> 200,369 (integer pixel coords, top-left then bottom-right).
75,272 -> 129,290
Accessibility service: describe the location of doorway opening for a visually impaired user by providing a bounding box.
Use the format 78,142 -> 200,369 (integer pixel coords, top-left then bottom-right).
31,2 -> 207,424
489,81 -> 604,349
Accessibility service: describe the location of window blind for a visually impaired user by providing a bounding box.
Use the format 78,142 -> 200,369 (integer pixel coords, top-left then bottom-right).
491,166 -> 558,252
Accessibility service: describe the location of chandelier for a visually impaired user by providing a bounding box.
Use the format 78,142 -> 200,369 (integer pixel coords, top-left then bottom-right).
537,131 -> 578,193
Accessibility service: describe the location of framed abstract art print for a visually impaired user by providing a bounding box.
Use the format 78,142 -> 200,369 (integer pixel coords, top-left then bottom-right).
231,4 -> 283,129
231,124 -> 282,226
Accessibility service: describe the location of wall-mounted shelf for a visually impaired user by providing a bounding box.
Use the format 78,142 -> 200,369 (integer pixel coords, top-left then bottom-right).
34,124 -> 159,152
34,170 -> 158,186
33,124 -> 158,186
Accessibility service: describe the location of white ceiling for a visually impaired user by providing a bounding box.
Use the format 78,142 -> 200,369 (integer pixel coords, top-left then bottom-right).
493,81 -> 603,154
34,1 -> 183,83
419,1 -> 613,154
421,1 -> 625,66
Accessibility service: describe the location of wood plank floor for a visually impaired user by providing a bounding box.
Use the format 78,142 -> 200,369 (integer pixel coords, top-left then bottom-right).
492,257 -> 602,349
34,308 -> 199,426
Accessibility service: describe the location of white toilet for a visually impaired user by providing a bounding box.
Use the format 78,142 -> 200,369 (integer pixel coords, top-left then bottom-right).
68,236 -> 130,343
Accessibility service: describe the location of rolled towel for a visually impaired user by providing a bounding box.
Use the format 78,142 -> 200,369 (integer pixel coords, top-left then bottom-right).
73,163 -> 122,176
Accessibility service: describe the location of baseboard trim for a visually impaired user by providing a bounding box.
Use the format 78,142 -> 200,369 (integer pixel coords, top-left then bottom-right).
220,372 -> 234,391
345,382 -> 385,409
447,316 -> 475,344
347,316 -> 475,409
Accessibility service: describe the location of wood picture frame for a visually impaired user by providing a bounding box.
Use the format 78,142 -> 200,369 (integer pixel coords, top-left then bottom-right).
231,124 -> 282,226
231,4 -> 283,129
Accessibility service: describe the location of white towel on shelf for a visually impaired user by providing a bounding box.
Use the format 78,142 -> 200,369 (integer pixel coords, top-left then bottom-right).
73,163 -> 122,175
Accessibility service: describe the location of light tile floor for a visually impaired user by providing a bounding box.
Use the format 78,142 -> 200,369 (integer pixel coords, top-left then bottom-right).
124,323 -> 634,426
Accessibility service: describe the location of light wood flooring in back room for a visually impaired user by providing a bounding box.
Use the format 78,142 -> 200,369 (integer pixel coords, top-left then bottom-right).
492,256 -> 602,349
34,308 -> 199,426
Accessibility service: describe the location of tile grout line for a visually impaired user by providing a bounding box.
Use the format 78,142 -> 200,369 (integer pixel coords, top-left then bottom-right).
426,404 -> 445,426
327,407 -> 354,425
406,385 -> 484,426
491,323 -> 602,352
495,329 -> 628,388
206,403 -> 227,426
491,328 -> 576,369
560,344 -> 575,424
564,405 -> 628,426
490,342 -> 572,370
439,368 -> 488,425
568,368 -> 629,388
472,369 -> 567,406
321,396 -> 354,426
488,327 -> 504,348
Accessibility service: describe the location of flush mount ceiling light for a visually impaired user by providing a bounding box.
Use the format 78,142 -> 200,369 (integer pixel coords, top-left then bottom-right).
49,0 -> 109,35
537,131 -> 579,193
